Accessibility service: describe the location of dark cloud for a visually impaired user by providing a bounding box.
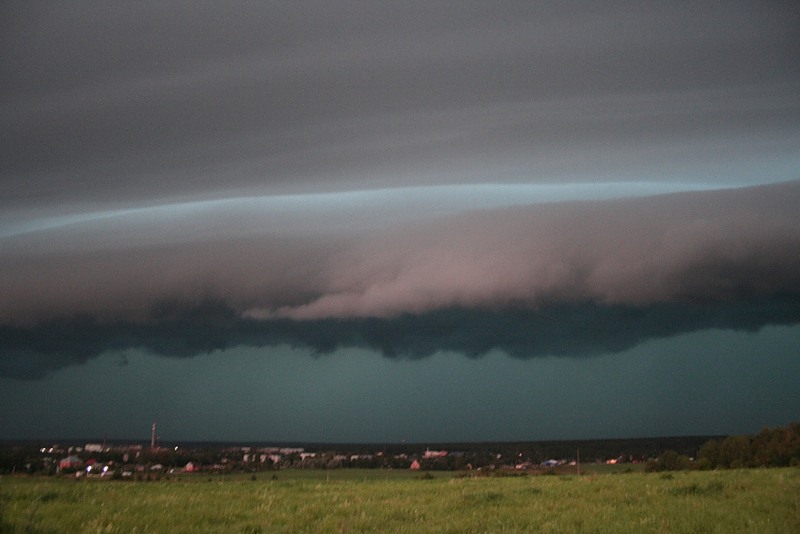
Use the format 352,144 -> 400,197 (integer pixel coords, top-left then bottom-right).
2,4 -> 800,384
1,183 -> 799,379
2,3 -> 799,443
3,2 -> 799,206
2,297 -> 799,380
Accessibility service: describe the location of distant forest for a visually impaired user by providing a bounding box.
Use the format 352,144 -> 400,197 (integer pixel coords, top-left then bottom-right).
647,422 -> 800,471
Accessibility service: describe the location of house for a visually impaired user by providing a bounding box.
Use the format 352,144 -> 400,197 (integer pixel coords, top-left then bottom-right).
409,460 -> 421,470
59,455 -> 83,471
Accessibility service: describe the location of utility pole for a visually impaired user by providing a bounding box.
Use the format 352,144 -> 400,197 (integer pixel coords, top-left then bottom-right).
576,448 -> 580,476
151,422 -> 156,450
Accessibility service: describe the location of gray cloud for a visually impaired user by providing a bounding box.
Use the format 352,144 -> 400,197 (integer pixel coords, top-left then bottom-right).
2,297 -> 799,380
258,183 -> 800,320
1,183 -> 799,378
2,3 -> 799,385
3,2 -> 799,206
3,182 -> 797,324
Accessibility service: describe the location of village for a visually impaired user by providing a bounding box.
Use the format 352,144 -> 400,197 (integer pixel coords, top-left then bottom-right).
1,424 -> 719,477
18,442 -> 595,477
4,435 -> 707,478
4,424 -> 795,478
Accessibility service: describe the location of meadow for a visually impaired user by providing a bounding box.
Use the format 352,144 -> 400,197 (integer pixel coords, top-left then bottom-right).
1,468 -> 798,533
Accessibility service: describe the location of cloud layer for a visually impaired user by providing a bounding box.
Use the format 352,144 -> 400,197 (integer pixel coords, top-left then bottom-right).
2,297 -> 799,380
2,182 -> 799,378
4,2 -> 799,208
2,3 -> 800,383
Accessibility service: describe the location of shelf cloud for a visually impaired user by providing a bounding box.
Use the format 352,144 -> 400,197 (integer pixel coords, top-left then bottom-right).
2,182 -> 798,378
2,2 -> 799,440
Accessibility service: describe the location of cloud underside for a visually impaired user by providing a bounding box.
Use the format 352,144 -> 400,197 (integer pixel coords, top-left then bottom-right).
1,182 -> 799,379
2,297 -> 799,380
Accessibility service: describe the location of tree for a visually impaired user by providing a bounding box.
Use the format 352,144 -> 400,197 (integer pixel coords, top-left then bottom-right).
645,450 -> 692,472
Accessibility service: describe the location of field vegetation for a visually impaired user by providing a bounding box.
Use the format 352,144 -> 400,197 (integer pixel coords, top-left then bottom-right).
2,467 -> 798,533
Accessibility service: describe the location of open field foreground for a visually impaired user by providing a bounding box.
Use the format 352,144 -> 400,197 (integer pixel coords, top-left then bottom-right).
2,468 -> 799,533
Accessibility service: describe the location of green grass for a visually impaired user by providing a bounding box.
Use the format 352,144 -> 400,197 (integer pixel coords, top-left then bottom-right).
2,468 -> 798,533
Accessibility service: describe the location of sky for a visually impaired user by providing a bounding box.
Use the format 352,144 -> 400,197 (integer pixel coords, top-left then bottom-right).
1,2 -> 799,443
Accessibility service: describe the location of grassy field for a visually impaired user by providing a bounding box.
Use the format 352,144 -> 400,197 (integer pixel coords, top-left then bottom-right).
1,468 -> 798,533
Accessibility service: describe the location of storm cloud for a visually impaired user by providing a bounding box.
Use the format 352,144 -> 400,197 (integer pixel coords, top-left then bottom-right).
3,1 -> 799,208
2,182 -> 799,378
2,297 -> 800,380
2,2 -> 800,443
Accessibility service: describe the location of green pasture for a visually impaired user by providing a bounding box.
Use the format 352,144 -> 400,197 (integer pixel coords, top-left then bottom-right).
2,468 -> 798,533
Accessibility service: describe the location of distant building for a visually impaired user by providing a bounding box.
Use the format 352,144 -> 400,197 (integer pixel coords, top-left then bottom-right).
59,455 -> 83,471
410,460 -> 421,470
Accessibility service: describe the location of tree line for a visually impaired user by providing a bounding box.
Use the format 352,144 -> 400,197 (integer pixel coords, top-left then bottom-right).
647,422 -> 800,471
